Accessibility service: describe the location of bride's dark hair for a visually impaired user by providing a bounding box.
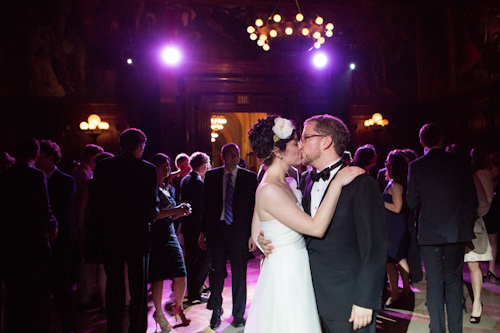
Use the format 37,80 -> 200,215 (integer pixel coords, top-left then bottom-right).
248,115 -> 296,167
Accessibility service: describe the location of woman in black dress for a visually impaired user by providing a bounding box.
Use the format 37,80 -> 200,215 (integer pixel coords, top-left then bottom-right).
383,150 -> 411,306
149,153 -> 192,331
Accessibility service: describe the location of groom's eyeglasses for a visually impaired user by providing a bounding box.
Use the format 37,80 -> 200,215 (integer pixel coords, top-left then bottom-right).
299,134 -> 325,143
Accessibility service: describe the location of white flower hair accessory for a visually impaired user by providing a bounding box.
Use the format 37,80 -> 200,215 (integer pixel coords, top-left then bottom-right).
272,117 -> 294,142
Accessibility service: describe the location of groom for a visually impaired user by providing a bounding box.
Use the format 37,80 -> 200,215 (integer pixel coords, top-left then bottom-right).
260,114 -> 387,332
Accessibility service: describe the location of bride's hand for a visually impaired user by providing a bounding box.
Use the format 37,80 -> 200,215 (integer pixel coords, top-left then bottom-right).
334,166 -> 365,187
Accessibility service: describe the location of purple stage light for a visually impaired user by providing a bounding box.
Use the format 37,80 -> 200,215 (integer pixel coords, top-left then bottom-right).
312,53 -> 328,68
160,47 -> 181,65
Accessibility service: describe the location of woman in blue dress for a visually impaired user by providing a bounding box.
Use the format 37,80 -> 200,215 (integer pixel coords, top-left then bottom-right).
149,153 -> 192,332
383,150 -> 411,306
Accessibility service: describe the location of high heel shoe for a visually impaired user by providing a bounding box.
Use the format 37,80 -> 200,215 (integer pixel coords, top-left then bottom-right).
172,306 -> 191,326
487,270 -> 499,282
153,311 -> 172,332
470,302 -> 483,324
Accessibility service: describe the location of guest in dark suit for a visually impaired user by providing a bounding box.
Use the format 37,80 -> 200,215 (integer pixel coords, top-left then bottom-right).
299,115 -> 387,333
37,140 -> 77,333
407,123 -> 478,333
180,152 -> 212,303
199,143 -> 258,329
92,128 -> 159,333
0,137 -> 57,333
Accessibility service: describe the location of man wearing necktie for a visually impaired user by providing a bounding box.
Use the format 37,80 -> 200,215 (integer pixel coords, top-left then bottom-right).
199,143 -> 258,330
261,114 -> 387,332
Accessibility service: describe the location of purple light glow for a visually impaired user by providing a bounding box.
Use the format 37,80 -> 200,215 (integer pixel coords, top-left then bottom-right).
160,47 -> 181,65
312,53 -> 328,68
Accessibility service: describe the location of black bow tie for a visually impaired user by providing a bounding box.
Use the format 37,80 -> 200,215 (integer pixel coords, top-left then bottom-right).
310,160 -> 343,182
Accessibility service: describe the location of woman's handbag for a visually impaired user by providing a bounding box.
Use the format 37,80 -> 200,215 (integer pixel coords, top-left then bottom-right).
471,217 -> 488,254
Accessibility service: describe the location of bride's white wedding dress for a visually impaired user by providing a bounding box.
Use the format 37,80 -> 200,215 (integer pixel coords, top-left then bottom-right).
245,178 -> 321,333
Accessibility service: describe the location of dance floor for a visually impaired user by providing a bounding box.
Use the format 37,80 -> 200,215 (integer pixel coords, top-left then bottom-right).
48,252 -> 500,333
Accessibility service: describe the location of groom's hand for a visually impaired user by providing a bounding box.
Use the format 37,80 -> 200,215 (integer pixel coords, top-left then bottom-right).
257,230 -> 274,258
349,304 -> 373,330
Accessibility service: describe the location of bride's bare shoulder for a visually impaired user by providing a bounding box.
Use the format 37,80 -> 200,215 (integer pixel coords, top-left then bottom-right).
258,181 -> 286,198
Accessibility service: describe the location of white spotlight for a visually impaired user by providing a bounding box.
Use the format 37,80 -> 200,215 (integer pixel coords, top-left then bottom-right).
350,63 -> 356,70
161,47 -> 181,65
313,53 -> 328,68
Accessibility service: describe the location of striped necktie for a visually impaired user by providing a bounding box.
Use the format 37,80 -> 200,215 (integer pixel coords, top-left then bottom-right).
224,173 -> 234,225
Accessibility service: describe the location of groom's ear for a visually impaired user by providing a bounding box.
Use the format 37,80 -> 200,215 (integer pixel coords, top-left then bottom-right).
322,135 -> 333,151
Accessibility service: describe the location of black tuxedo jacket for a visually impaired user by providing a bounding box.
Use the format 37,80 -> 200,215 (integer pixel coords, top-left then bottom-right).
0,163 -> 57,251
302,169 -> 388,322
92,153 -> 159,256
200,166 -> 257,247
47,169 -> 75,249
180,171 -> 204,238
407,148 -> 477,245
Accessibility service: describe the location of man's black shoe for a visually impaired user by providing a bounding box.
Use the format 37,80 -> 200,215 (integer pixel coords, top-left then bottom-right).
231,317 -> 246,327
210,309 -> 223,329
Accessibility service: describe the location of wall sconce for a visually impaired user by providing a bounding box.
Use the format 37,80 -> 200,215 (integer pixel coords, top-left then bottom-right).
80,114 -> 109,144
364,113 -> 388,129
364,113 -> 388,141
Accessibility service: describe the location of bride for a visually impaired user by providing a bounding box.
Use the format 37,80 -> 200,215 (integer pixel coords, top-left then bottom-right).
245,115 -> 364,332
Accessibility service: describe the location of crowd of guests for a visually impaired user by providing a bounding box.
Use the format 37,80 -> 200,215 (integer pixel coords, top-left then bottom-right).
0,120 -> 499,333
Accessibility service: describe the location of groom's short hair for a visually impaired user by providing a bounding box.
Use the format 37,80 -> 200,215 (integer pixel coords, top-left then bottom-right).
304,115 -> 349,156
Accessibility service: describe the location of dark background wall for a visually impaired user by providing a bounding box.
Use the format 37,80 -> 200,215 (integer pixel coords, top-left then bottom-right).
1,0 -> 499,170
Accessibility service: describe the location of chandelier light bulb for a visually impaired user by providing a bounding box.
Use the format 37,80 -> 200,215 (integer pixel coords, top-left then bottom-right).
383,119 -> 389,126
326,23 -> 334,30
79,122 -> 89,131
88,123 -> 97,130
319,37 -> 325,44
296,13 -> 304,22
364,120 -> 370,127
314,42 -> 321,49
315,16 -> 324,25
270,29 -> 278,38
326,30 -> 333,37
247,26 -> 255,34
263,44 -> 270,51
257,39 -> 265,46
221,118 -> 227,124
255,19 -> 264,27
259,34 -> 267,41
98,122 -> 109,130
285,27 -> 293,35
250,33 -> 257,41
88,114 -> 101,126
372,113 -> 383,122
302,28 -> 310,36
368,119 -> 374,126
273,14 -> 281,23
211,138 -> 215,142
313,31 -> 321,39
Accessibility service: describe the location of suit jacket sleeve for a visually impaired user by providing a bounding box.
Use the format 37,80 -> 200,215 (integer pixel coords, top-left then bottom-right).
200,173 -> 211,234
181,175 -> 204,230
352,176 -> 388,310
406,162 -> 420,210
35,170 -> 58,233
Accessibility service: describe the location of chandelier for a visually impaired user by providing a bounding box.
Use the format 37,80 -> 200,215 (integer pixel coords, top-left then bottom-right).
246,1 -> 334,53
211,115 -> 227,143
